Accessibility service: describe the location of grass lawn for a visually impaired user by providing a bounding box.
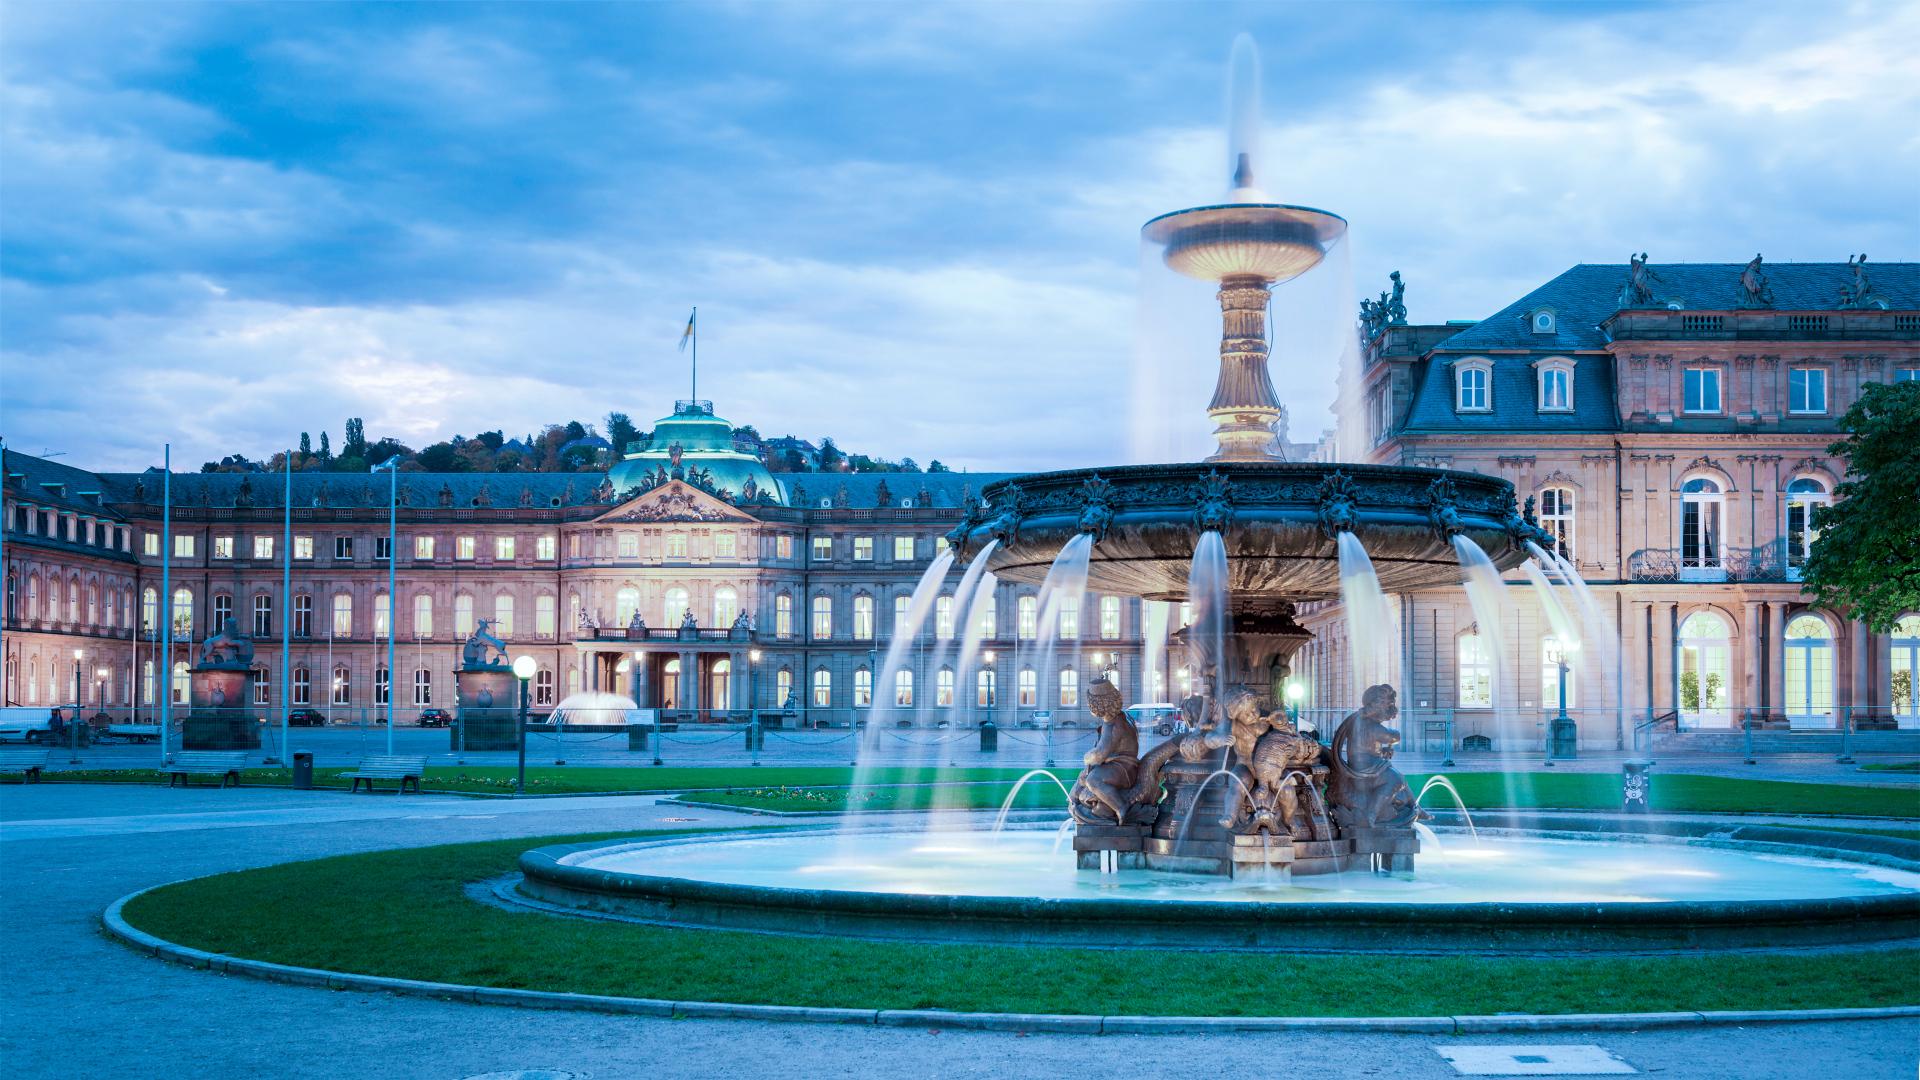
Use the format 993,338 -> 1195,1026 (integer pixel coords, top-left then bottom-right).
1860,762 -> 1920,774
121,831 -> 1918,1016
42,765 -> 1070,797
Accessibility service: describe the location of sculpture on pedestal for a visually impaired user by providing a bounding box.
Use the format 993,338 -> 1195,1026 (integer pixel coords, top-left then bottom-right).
461,619 -> 509,670
1326,684 -> 1426,830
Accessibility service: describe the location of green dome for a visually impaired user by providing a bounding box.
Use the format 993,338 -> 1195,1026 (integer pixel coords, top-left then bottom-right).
605,400 -> 784,505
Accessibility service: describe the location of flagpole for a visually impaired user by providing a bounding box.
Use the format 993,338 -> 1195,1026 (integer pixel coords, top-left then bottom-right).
159,443 -> 172,764
691,306 -> 698,403
278,447 -> 291,764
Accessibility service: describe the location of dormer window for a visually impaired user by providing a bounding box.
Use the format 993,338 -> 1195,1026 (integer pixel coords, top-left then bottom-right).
1530,309 -> 1556,334
1534,356 -> 1576,413
1455,358 -> 1493,413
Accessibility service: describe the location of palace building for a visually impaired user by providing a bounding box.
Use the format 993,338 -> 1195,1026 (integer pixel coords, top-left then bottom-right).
4,258 -> 1918,746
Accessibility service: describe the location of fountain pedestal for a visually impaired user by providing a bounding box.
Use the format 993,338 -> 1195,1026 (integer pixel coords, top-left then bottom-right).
1072,823 -> 1147,871
1344,827 -> 1420,874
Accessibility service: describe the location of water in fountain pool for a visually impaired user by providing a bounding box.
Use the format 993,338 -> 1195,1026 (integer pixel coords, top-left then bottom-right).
1336,532 -> 1397,695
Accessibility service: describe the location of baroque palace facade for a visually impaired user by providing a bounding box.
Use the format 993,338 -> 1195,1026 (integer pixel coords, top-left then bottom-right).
1298,258 -> 1920,748
1,401 -> 1145,728
4,258 -> 1918,745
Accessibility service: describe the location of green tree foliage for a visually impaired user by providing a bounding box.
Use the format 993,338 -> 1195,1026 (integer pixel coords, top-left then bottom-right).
318,431 -> 331,460
605,412 -> 639,456
1802,381 -> 1920,632
928,460 -> 950,473
818,437 -> 843,471
342,418 -> 367,461
299,432 -> 312,456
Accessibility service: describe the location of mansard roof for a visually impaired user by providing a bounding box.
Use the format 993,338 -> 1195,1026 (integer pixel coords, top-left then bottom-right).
96,469 -> 591,510
2,449 -> 126,519
1401,352 -> 1618,434
782,471 -> 1012,511
1432,261 -> 1920,354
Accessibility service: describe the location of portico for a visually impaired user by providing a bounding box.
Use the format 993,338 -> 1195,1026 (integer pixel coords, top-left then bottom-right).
571,623 -> 757,718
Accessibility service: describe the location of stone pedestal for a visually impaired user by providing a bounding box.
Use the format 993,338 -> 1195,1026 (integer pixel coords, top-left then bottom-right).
182,666 -> 261,750
1229,832 -> 1295,870
1142,758 -> 1235,874
455,666 -> 520,752
1345,826 -> 1420,874
1073,823 -> 1147,871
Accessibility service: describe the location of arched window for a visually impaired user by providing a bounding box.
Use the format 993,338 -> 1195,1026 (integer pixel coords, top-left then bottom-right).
413,668 -> 432,707
1536,358 -> 1574,412
853,666 -> 873,708
934,595 -> 954,639
333,593 -> 353,637
1059,667 -> 1079,707
25,575 -> 39,621
894,668 -> 913,707
1058,596 -> 1080,640
171,587 -> 194,637
212,593 -> 233,630
811,667 -> 832,707
775,667 -> 794,708
893,594 -> 910,632
976,591 -> 997,638
141,587 -> 158,634
24,659 -> 37,704
67,575 -> 79,623
1678,611 -> 1732,726
1891,615 -> 1920,724
1457,631 -> 1492,708
1542,635 -> 1574,709
535,668 -> 555,707
373,591 -> 391,639
1456,359 -> 1492,412
374,666 -> 391,706
172,661 -> 189,705
568,592 -> 581,633
87,584 -> 99,627
1680,477 -> 1724,576
332,666 -> 351,705
659,659 -> 677,708
1017,596 -> 1038,640
775,593 -> 794,639
293,593 -> 312,638
253,666 -> 271,706
1785,477 -> 1830,575
1538,487 -> 1575,561
936,666 -> 955,707
811,595 -> 833,640
1017,667 -> 1037,707
852,594 -> 874,640
615,587 -> 641,626
664,586 -> 690,627
713,586 -> 739,627
413,594 -> 433,637
492,594 -> 514,637
1100,596 -> 1122,640
1783,614 -> 1835,725
139,659 -> 154,705
710,658 -> 732,711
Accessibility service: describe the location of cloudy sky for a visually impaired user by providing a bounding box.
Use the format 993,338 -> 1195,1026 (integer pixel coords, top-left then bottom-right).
3,1 -> 1915,473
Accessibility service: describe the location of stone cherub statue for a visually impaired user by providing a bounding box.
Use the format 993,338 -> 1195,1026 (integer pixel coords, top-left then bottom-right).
461,618 -> 509,669
1325,684 -> 1427,830
1069,679 -> 1154,825
198,618 -> 254,669
1220,690 -> 1325,837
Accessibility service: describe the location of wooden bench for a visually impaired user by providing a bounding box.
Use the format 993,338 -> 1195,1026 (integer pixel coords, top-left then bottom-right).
0,748 -> 50,783
165,751 -> 250,788
343,754 -> 428,794
106,723 -> 162,744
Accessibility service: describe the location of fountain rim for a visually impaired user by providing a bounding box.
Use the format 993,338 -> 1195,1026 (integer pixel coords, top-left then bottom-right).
515,821 -> 1920,954
1141,201 -> 1349,241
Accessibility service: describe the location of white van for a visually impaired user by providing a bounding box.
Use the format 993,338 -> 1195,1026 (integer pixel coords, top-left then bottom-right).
0,707 -> 59,744
1125,703 -> 1186,737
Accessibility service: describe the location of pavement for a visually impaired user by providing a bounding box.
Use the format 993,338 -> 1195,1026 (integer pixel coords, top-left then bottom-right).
2,782 -> 1917,1079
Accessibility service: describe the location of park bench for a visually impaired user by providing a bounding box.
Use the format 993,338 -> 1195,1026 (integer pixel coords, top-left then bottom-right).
165,751 -> 250,788
0,748 -> 50,783
105,723 -> 162,744
343,754 -> 428,794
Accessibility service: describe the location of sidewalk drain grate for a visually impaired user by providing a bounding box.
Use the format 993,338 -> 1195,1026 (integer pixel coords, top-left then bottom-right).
1436,1045 -> 1635,1075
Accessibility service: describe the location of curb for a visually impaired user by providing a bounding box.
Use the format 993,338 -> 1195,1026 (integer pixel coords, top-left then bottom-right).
102,885 -> 1920,1035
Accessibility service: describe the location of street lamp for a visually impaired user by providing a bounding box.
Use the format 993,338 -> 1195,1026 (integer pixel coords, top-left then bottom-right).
69,648 -> 84,763
96,665 -> 110,724
748,648 -> 762,730
1285,678 -> 1304,730
982,649 -> 997,713
512,654 -> 536,794
1548,640 -> 1580,763
370,455 -> 399,753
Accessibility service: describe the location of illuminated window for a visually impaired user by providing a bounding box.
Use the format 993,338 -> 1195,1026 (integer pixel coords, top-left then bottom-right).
893,536 -> 915,561
1017,596 -> 1038,639
1017,667 -> 1037,707
253,535 -> 274,560
1457,632 -> 1492,708
811,595 -> 832,639
936,667 -> 955,707
934,595 -> 954,639
414,535 -> 435,560
1539,487 -> 1575,561
495,536 -> 515,561
293,535 -> 313,560
853,667 -> 872,708
455,536 -> 475,560
811,667 -> 832,707
1100,596 -> 1121,640
853,536 -> 874,561
775,593 -> 793,639
455,594 -> 474,637
413,594 -> 433,637
332,594 -> 352,637
894,669 -> 913,707
212,536 -> 234,560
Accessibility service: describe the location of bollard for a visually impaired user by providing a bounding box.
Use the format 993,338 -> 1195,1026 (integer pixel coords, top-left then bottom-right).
292,751 -> 314,790
978,720 -> 998,753
1622,760 -> 1652,814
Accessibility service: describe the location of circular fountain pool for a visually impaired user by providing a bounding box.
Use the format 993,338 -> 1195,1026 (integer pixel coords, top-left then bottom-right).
516,823 -> 1920,954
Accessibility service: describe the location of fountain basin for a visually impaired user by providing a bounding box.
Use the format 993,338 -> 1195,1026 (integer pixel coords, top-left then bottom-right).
951,462 -> 1539,601
1143,202 -> 1348,282
516,820 -> 1920,954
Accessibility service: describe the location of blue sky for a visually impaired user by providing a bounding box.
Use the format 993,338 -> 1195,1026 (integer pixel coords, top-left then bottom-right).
3,1 -> 1915,472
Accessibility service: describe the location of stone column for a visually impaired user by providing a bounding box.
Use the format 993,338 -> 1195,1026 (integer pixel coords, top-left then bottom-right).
1651,602 -> 1675,716
730,649 -> 745,711
1851,619 -> 1871,712
1625,601 -> 1650,719
589,650 -> 601,692
1766,603 -> 1786,718
681,650 -> 699,715
633,651 -> 651,709
1742,601 -> 1764,717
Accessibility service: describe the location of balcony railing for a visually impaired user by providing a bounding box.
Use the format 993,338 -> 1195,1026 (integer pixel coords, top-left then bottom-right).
1628,540 -> 1793,583
574,624 -> 755,644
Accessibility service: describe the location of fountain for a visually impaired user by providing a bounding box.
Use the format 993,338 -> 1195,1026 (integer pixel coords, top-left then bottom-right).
509,41 -> 1920,955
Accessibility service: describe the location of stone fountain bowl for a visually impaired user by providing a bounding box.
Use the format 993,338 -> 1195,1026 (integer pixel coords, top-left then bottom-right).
1142,202 -> 1348,282
949,462 -> 1543,603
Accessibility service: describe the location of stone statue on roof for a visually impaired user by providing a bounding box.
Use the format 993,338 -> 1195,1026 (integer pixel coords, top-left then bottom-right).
1738,254 -> 1775,309
1385,271 -> 1408,325
1839,254 -> 1871,309
1619,252 -> 1661,308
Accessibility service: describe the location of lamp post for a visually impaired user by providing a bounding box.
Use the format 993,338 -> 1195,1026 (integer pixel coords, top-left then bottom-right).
982,649 -> 997,721
1284,678 -> 1304,731
70,648 -> 83,763
749,648 -> 761,730
513,654 -> 535,794
96,665 -> 109,724
370,455 -> 399,752
1548,641 -> 1580,763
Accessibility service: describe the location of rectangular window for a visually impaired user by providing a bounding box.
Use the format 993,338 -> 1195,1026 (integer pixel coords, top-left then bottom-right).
852,536 -> 873,561
1058,598 -> 1080,640
811,536 -> 833,561
332,668 -> 350,705
253,535 -> 274,560
812,597 -> 832,640
1789,367 -> 1828,414
536,535 -> 556,560
413,594 -> 433,637
1896,368 -> 1920,383
775,535 -> 792,560
495,536 -> 515,560
1100,596 -> 1122,640
174,535 -> 195,559
374,667 -> 389,706
456,536 -> 476,560
294,594 -> 313,638
143,533 -> 160,557
413,669 -> 433,707
252,594 -> 272,637
374,594 -> 390,639
493,595 -> 514,637
335,536 -> 354,559
715,532 -> 736,559
1539,368 -> 1570,411
1683,367 -> 1722,413
776,595 -> 793,639
893,536 -> 915,561
332,594 -> 352,637
213,594 -> 233,629
293,535 -> 313,560
414,535 -> 435,560
455,594 -> 474,638
212,536 -> 234,560
1458,634 -> 1493,708
618,533 -> 640,558
254,669 -> 270,707
292,668 -> 311,706
1457,367 -> 1488,411
374,536 -> 391,561
536,594 -> 556,637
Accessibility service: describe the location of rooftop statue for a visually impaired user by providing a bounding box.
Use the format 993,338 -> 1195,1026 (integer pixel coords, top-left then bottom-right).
1385,270 -> 1408,325
1619,252 -> 1661,308
1839,253 -> 1872,309
1738,254 -> 1775,309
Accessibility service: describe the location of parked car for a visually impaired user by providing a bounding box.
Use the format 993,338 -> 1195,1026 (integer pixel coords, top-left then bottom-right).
287,709 -> 328,727
1126,703 -> 1185,737
417,708 -> 453,728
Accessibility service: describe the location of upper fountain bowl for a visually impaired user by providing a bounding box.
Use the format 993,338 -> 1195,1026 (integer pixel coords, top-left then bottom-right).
948,461 -> 1545,603
1143,202 -> 1348,284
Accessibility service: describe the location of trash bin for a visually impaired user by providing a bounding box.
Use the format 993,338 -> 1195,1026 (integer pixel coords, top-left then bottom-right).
1550,715 -> 1579,759
627,723 -> 650,751
978,720 -> 998,753
1622,760 -> 1652,814
292,751 -> 314,790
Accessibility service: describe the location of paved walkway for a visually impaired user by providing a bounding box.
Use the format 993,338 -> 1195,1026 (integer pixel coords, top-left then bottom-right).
2,783 -> 1915,1079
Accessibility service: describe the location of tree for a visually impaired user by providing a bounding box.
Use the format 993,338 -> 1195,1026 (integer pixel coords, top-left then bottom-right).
475,429 -> 505,451
417,440 -> 467,473
605,412 -> 639,456
898,457 -> 920,473
818,437 -> 843,471
365,438 -> 413,467
343,418 -> 367,461
1802,381 -> 1920,631
318,431 -> 331,460
927,459 -> 950,473
299,432 -> 312,456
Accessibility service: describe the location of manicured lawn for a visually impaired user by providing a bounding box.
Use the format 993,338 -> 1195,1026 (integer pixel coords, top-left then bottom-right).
121,831 -> 1918,1016
1860,762 -> 1920,774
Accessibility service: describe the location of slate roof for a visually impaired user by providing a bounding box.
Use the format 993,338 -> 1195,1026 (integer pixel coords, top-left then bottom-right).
1434,261 -> 1920,353
780,472 -> 1017,510
1402,353 -> 1619,434
2,449 -> 126,518
94,469 -> 594,510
